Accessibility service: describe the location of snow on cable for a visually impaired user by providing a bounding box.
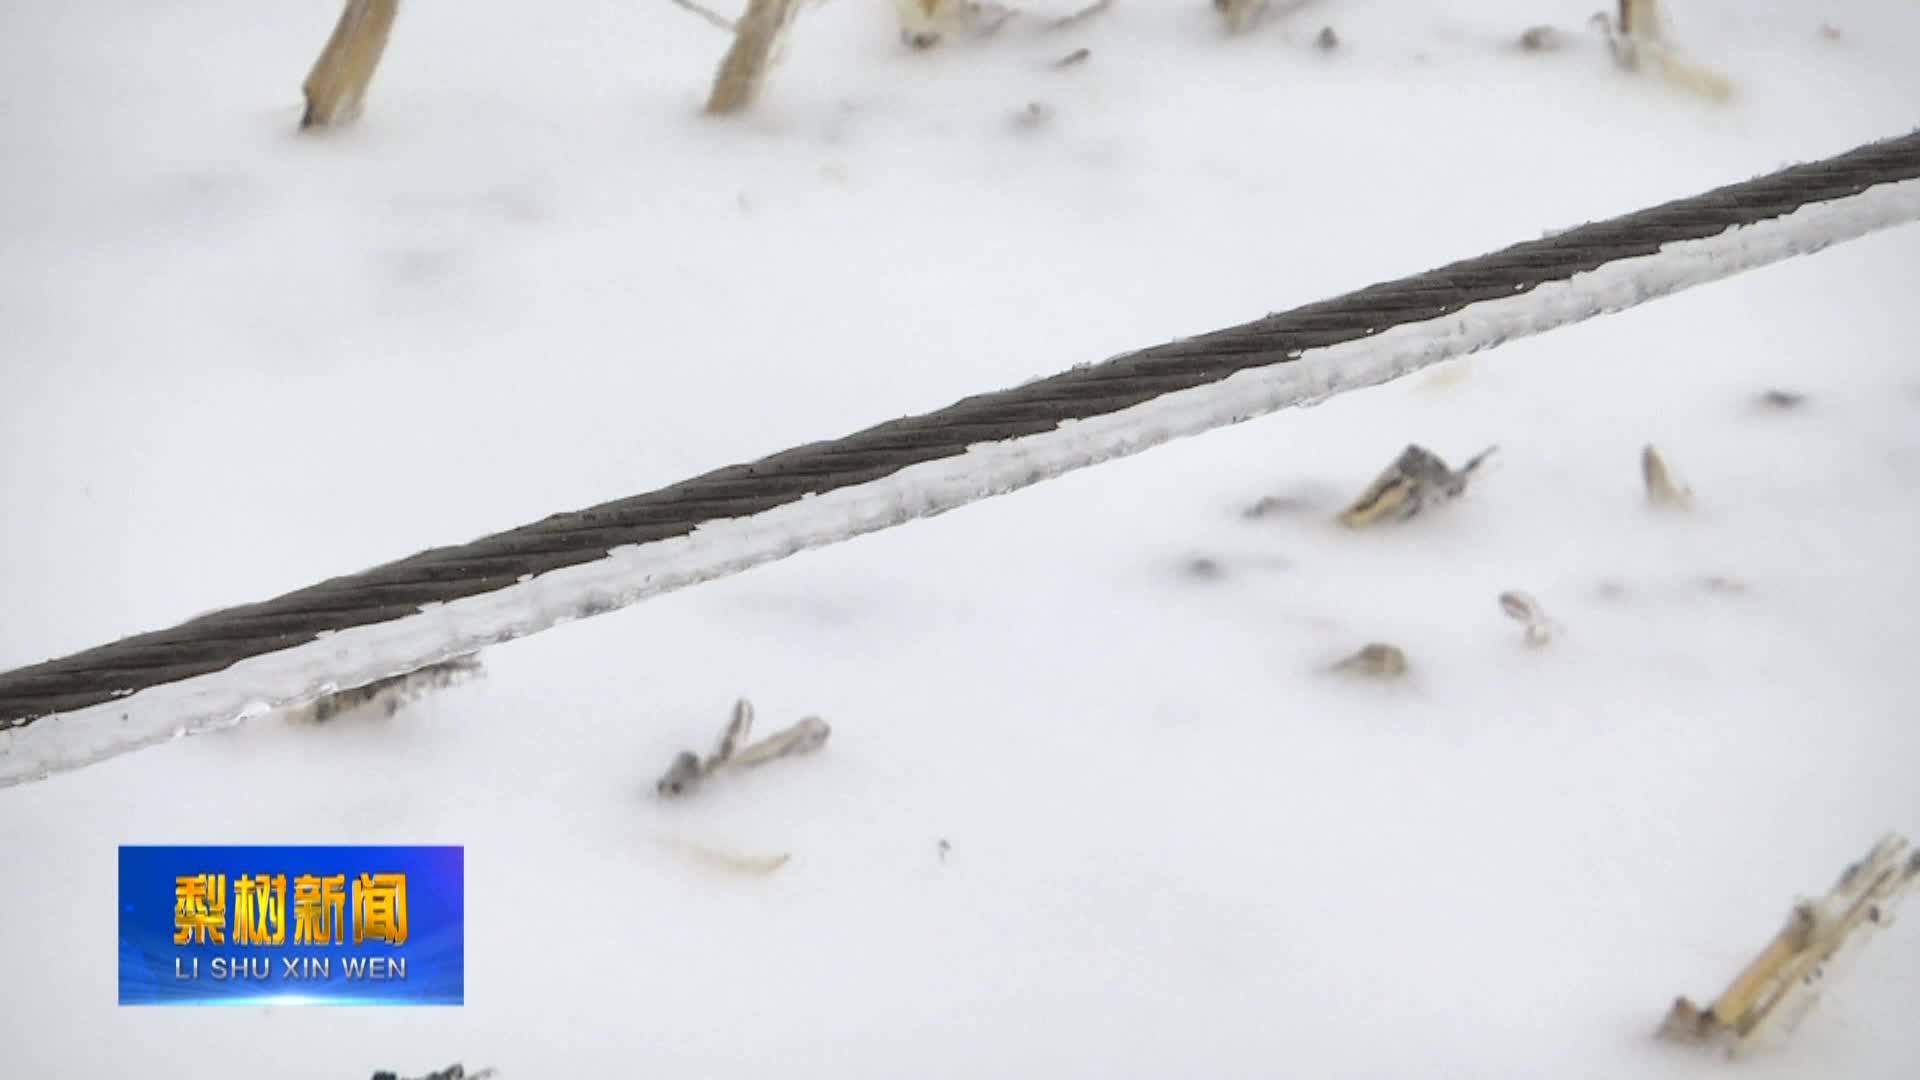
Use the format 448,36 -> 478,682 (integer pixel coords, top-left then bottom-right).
2,136 -> 1918,787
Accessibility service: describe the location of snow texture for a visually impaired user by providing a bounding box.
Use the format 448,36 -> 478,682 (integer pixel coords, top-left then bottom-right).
2,1 -> 1918,1078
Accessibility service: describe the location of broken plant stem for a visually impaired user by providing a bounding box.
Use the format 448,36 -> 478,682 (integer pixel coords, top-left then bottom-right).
898,0 -> 1112,49
1599,0 -> 1662,70
1214,0 -> 1268,34
731,715 -> 830,767
656,698 -> 833,797
1597,0 -> 1734,102
300,0 -> 401,130
1498,591 -> 1558,647
1642,444 -> 1692,509
669,0 -> 737,32
705,697 -> 756,771
1214,0 -> 1317,35
1329,642 -> 1408,679
705,0 -> 802,114
1338,444 -> 1497,527
657,752 -> 705,797
1659,833 -> 1920,1054
1618,0 -> 1657,46
1044,0 -> 1113,32
657,836 -> 793,875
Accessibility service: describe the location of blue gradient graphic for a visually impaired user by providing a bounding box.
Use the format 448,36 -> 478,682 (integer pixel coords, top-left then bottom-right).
118,845 -> 463,1006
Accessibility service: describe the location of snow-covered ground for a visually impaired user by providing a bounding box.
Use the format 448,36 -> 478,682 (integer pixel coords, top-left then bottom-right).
3,1 -> 1918,1077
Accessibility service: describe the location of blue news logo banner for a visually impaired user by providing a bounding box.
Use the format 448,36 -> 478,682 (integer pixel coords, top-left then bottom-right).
118,845 -> 463,1006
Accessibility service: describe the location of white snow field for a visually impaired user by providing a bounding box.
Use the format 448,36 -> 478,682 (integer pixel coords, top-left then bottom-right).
3,1 -> 1918,1077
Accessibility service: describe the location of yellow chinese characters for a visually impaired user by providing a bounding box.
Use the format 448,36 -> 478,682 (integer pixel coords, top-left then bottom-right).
292,874 -> 348,946
353,873 -> 409,946
233,874 -> 287,946
173,870 -> 410,947
173,874 -> 227,945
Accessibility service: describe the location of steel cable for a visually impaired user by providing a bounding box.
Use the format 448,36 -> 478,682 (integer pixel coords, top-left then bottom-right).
3,129 -> 1917,736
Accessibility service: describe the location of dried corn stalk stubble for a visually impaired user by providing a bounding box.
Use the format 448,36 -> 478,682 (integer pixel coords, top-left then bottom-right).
1659,833 -> 1920,1055
1642,444 -> 1693,509
656,698 -> 831,797
1595,0 -> 1735,102
1498,591 -> 1558,647
1214,0 -> 1317,36
896,0 -> 1010,47
705,0 -> 804,114
896,0 -> 1111,50
1329,642 -> 1409,679
300,0 -> 401,130
1338,444 -> 1497,528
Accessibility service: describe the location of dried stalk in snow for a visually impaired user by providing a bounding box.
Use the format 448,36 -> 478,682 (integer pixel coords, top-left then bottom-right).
1616,0 -> 1656,41
656,752 -> 706,797
1595,0 -> 1734,103
1329,642 -> 1408,679
1214,0 -> 1267,34
371,1065 -> 496,1080
656,835 -> 793,875
300,0 -> 401,130
1045,0 -> 1114,32
1659,833 -> 1920,1055
1338,444 -> 1497,528
1213,0 -> 1317,36
730,714 -> 830,767
1641,444 -> 1693,509
705,0 -> 803,114
896,0 -> 1112,50
896,0 -> 1005,48
656,698 -> 832,797
669,0 -> 738,32
1648,53 -> 1734,102
1498,591 -> 1558,647
290,654 -> 483,724
1517,25 -> 1571,52
706,697 -> 755,770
